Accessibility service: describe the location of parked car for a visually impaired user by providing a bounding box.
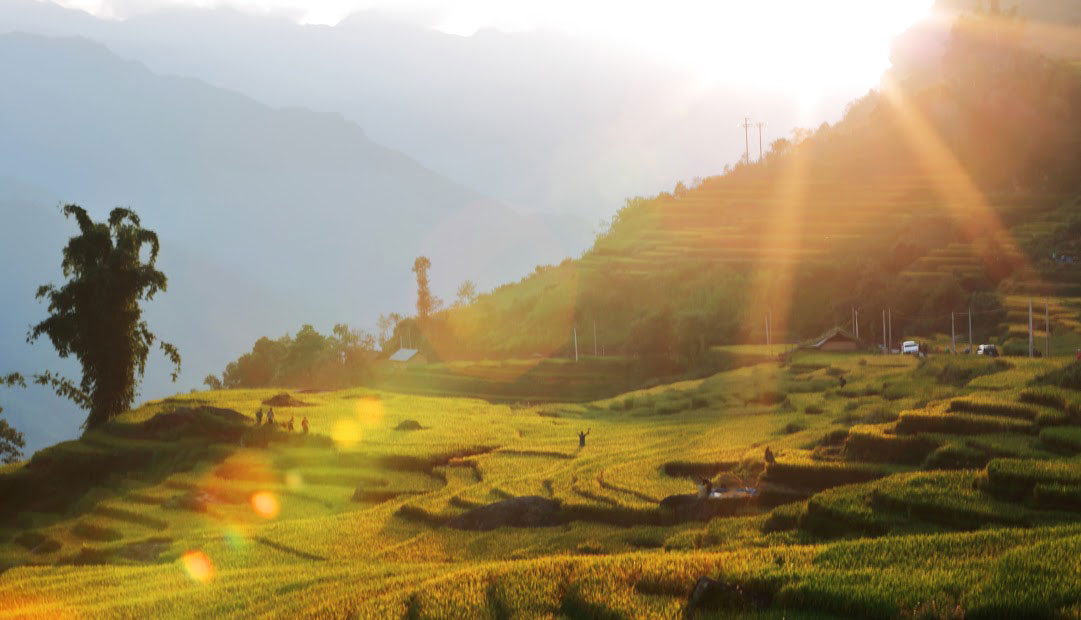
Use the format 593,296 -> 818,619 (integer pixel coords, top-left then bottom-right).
901,341 -> 919,355
976,344 -> 999,357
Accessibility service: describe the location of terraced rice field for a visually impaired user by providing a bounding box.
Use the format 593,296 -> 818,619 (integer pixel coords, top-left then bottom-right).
4,353 -> 1081,617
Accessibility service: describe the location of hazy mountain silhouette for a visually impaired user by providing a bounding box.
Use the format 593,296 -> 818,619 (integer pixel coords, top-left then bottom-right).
0,0 -> 858,219
0,32 -> 590,453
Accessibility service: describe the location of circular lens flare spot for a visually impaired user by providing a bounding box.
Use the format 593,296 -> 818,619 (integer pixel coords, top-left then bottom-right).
223,525 -> 248,549
332,418 -> 363,449
181,550 -> 214,583
356,397 -> 385,428
250,491 -> 280,519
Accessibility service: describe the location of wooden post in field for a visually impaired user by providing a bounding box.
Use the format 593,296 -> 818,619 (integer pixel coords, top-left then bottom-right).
1046,299 -> 1050,357
855,308 -> 859,339
951,312 -> 955,355
1029,299 -> 1034,358
573,327 -> 579,362
888,309 -> 892,354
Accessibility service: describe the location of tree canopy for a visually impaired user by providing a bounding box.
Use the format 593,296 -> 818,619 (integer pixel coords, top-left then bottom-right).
222,324 -> 376,389
412,256 -> 441,319
27,205 -> 180,429
0,373 -> 27,464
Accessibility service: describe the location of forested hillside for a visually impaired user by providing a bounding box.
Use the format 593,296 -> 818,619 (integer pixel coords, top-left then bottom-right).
406,7 -> 1081,366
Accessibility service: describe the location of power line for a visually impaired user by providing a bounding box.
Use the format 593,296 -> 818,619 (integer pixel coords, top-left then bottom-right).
739,117 -> 753,164
755,121 -> 767,162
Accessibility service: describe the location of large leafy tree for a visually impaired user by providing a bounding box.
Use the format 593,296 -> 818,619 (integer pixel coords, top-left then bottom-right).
0,373 -> 26,464
413,256 -> 433,319
28,205 -> 180,429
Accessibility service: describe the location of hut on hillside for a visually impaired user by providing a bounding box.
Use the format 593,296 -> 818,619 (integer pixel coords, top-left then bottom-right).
803,327 -> 861,352
389,348 -> 427,366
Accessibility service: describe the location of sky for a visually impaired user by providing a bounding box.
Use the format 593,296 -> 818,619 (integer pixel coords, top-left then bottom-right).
43,0 -> 937,99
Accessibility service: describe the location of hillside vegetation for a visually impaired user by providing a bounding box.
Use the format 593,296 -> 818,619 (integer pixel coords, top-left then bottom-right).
5,352 -> 1081,616
402,8 -> 1081,367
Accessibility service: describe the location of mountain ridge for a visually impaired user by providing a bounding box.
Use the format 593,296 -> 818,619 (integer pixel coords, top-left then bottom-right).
0,31 -> 592,453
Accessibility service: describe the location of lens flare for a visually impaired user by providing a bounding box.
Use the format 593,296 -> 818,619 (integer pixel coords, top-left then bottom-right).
356,397 -> 385,427
223,525 -> 248,549
181,550 -> 214,583
250,491 -> 280,519
332,418 -> 363,449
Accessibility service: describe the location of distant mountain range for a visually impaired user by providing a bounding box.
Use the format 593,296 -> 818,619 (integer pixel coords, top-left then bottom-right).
0,32 -> 590,453
0,0 -> 862,219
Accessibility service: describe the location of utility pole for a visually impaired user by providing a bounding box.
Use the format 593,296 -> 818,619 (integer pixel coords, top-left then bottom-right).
1046,299 -> 1050,357
951,312 -> 956,355
573,327 -> 579,362
593,319 -> 598,357
882,310 -> 887,354
765,315 -> 773,354
968,306 -> 973,354
888,309 -> 892,354
740,117 -> 753,164
1028,298 -> 1034,358
756,121 -> 766,162
855,308 -> 859,339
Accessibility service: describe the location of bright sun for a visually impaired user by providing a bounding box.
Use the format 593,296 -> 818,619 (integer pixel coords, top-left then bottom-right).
624,1 -> 937,90
52,0 -> 935,101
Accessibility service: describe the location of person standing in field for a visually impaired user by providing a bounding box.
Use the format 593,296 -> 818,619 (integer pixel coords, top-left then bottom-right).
302,417 -> 309,434
578,429 -> 590,447
255,408 -> 263,426
267,408 -> 275,427
287,416 -> 295,432
696,476 -> 713,498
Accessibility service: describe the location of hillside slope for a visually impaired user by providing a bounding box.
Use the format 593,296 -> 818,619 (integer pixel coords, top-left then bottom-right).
407,8 -> 1081,363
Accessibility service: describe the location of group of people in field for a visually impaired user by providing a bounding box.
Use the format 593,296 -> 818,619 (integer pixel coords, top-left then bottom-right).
254,407 -> 309,434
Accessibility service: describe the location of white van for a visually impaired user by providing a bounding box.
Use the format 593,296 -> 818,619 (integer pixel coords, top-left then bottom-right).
901,341 -> 919,355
